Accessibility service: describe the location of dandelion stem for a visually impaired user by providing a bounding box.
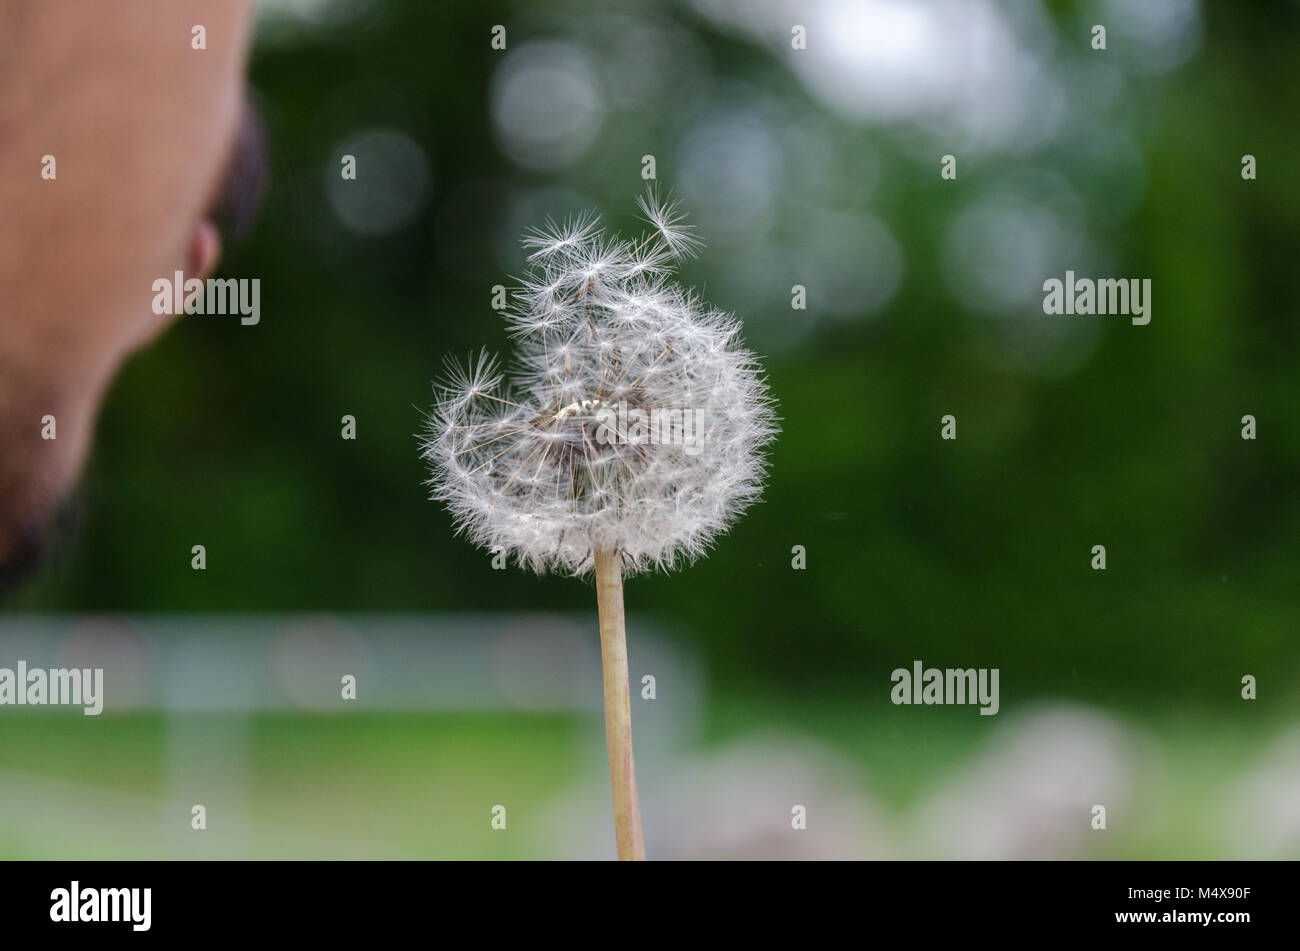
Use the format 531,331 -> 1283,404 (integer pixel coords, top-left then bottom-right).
594,547 -> 645,861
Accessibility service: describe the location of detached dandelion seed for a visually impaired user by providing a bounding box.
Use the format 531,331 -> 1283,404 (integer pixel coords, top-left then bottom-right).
420,190 -> 778,860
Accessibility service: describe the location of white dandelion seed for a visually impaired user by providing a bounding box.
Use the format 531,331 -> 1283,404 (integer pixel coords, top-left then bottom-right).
419,189 -> 778,861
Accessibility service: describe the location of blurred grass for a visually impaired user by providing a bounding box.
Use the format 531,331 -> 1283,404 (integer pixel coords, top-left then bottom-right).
0,695 -> 1290,859
0,711 -> 581,860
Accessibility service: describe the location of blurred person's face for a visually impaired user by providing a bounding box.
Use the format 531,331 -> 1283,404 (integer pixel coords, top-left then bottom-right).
0,0 -> 258,589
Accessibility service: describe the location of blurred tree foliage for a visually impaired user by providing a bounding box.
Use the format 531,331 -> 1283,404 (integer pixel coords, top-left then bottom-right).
6,0 -> 1297,704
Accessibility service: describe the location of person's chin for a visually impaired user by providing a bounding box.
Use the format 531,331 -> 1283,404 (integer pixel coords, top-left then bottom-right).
0,496 -> 79,597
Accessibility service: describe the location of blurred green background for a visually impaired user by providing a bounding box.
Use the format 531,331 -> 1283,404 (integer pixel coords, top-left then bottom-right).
2,0 -> 1298,858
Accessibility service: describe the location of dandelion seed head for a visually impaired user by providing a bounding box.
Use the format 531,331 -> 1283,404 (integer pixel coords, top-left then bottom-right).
421,191 -> 778,576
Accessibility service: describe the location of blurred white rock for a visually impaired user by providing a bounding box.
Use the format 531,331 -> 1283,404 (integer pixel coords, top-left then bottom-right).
1219,725 -> 1300,859
541,733 -> 894,860
911,704 -> 1141,859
